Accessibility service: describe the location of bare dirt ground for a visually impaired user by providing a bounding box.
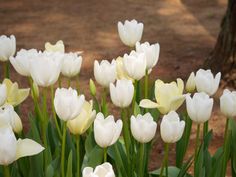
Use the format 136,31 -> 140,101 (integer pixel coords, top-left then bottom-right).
0,0 -> 233,175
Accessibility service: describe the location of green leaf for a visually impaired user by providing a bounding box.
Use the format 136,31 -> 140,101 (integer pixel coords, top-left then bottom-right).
46,164 -> 55,177
133,102 -> 141,116
150,166 -> 192,177
66,151 -> 73,177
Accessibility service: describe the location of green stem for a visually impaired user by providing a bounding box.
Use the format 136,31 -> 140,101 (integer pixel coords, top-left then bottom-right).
101,88 -> 108,116
68,78 -> 71,87
144,69 -> 148,99
4,165 -> 10,177
160,143 -> 169,177
223,118 -> 229,145
138,143 -> 145,177
132,80 -> 138,113
114,144 -> 127,177
42,87 -> 48,169
4,61 -> 10,79
104,148 -> 107,162
76,135 -> 81,177
58,76 -> 62,88
61,122 -> 67,177
194,124 -> 200,161
203,121 -> 208,137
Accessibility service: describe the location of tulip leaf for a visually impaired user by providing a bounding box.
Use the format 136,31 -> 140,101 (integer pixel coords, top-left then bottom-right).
150,166 -> 192,177
82,145 -> 103,169
46,164 -> 55,177
66,150 -> 73,177
134,102 -> 141,116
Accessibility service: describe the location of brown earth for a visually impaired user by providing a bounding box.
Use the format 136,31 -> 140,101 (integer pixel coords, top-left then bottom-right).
0,0 -> 233,176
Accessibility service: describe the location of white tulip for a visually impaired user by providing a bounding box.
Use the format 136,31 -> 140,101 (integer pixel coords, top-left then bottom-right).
45,40 -> 65,53
110,79 -> 134,108
160,111 -> 185,143
0,84 -> 7,106
0,126 -> 44,165
131,113 -> 157,143
10,49 -> 38,77
54,87 -> 85,121
94,113 -> 123,148
0,35 -> 16,61
83,162 -> 115,177
185,72 -> 196,93
29,51 -> 63,87
195,69 -> 221,96
220,89 -> 236,118
123,50 -> 146,80
0,104 -> 22,133
61,52 -> 82,78
136,42 -> 160,69
117,19 -> 143,47
186,92 -> 213,123
94,59 -> 116,87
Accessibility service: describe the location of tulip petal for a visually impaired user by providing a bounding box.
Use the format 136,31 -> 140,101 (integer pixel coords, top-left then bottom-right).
139,99 -> 158,109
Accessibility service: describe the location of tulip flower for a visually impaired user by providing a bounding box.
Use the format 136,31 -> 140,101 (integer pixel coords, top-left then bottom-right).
54,87 -> 85,121
123,50 -> 146,80
110,79 -> 134,108
94,112 -> 123,148
10,49 -> 38,77
94,59 -> 117,88
0,104 -> 22,133
67,100 -> 96,135
89,79 -> 96,96
61,52 -> 82,78
115,56 -> 133,81
45,40 -> 65,53
0,35 -> 16,62
160,111 -> 185,143
0,125 -> 44,165
140,79 -> 185,114
0,83 -> 7,106
136,42 -> 160,70
186,92 -> 213,124
83,162 -> 115,177
3,79 -> 30,107
195,69 -> 221,96
29,51 -> 63,87
130,113 -> 157,143
220,89 -> 236,118
117,19 -> 143,47
185,72 -> 196,93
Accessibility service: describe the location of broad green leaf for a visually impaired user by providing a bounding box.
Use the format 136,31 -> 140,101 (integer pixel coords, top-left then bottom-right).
82,145 -> 103,169
66,151 -> 73,177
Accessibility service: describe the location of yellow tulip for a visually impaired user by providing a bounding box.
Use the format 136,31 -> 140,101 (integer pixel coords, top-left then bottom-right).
139,79 -> 185,114
3,79 -> 30,107
116,57 -> 134,81
67,100 -> 96,135
44,40 -> 65,53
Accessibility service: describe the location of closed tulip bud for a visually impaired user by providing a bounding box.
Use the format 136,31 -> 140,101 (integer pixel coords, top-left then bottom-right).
29,51 -> 63,87
186,92 -> 213,123
110,79 -> 134,108
160,111 -> 185,143
45,40 -> 65,53
54,87 -> 85,121
61,52 -> 82,78
89,79 -> 96,96
0,35 -> 16,61
123,51 -> 146,80
67,100 -> 96,135
130,113 -> 157,143
0,84 -> 7,106
94,60 -> 116,87
94,113 -> 123,148
220,89 -> 236,118
136,42 -> 160,70
10,49 -> 38,77
195,69 -> 221,96
0,126 -> 44,165
140,79 -> 185,114
186,72 -> 196,93
83,162 -> 115,177
117,19 -> 143,47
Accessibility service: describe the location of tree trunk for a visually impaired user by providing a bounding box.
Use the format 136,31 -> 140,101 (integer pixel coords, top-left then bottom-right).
204,0 -> 236,75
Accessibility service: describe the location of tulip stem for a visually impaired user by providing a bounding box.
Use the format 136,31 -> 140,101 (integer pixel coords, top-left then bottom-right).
144,69 -> 148,99
194,124 -> 201,161
61,122 -> 67,177
3,61 -> 10,79
68,78 -> 71,87
76,135 -> 81,177
4,165 -> 10,177
132,80 -> 138,113
203,121 -> 208,138
104,147 -> 107,162
101,88 -> 108,116
58,76 -> 62,88
138,143 -> 145,177
160,143 -> 169,177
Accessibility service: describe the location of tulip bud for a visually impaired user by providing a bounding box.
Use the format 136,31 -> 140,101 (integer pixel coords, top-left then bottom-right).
0,35 -> 16,61
186,72 -> 196,93
54,87 -> 85,121
45,40 -> 65,53
130,113 -> 157,143
31,81 -> 39,99
117,19 -> 143,47
110,79 -> 134,108
186,92 -> 213,123
94,112 -> 123,148
220,89 -> 236,118
83,162 -> 115,177
89,79 -> 96,96
0,84 -> 7,106
160,111 -> 185,143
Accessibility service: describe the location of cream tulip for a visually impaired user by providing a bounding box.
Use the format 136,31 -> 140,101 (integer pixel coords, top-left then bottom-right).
83,162 -> 115,177
123,50 -> 146,80
185,72 -> 196,93
45,40 -> 65,53
94,59 -> 116,87
160,111 -> 185,143
0,126 -> 44,165
220,89 -> 236,118
110,79 -> 134,108
136,42 -> 160,70
0,84 -> 7,106
130,113 -> 157,143
140,79 -> 185,114
186,92 -> 213,123
54,87 -> 85,121
94,113 -> 123,148
195,69 -> 221,96
0,35 -> 16,61
67,100 -> 96,135
117,19 -> 143,47
115,56 -> 133,81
